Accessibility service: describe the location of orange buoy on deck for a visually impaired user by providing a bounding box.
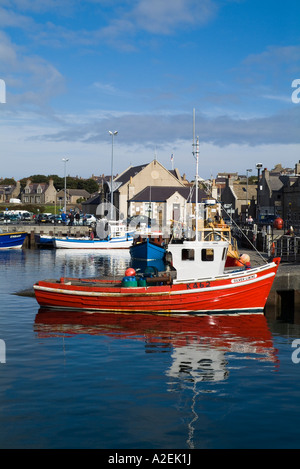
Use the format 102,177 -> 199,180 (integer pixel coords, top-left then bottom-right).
125,268 -> 136,277
236,254 -> 251,268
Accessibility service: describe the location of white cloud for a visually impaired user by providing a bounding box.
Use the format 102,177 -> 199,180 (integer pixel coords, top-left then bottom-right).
29,106 -> 300,148
131,0 -> 218,34
0,0 -> 220,52
0,31 -> 18,65
244,45 -> 300,66
0,30 -> 65,110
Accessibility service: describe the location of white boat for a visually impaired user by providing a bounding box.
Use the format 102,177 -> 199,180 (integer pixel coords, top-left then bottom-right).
53,235 -> 133,249
53,220 -> 134,249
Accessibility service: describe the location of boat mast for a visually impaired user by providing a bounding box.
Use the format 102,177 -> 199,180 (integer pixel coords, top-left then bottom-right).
192,109 -> 199,241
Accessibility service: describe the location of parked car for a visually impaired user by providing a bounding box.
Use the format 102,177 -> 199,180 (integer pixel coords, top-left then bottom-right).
1,214 -> 21,224
49,215 -> 64,224
35,213 -> 50,224
20,212 -> 33,221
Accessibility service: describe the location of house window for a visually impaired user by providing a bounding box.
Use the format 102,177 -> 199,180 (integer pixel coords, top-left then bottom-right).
201,248 -> 214,261
182,249 -> 195,261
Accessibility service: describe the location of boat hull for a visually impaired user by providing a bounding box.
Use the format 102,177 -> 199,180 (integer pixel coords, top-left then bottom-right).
35,235 -> 54,247
34,258 -> 280,314
53,236 -> 133,249
130,238 -> 166,260
0,232 -> 27,249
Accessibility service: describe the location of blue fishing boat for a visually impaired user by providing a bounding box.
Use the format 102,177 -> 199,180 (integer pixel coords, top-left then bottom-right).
35,234 -> 54,248
130,237 -> 166,260
0,231 -> 27,249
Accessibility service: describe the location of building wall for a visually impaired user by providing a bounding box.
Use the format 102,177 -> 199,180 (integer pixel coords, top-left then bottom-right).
118,160 -> 184,219
283,184 -> 300,224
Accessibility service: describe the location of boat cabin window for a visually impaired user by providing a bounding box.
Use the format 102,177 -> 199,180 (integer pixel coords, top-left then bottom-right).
201,248 -> 214,262
222,247 -> 227,260
181,249 -> 195,261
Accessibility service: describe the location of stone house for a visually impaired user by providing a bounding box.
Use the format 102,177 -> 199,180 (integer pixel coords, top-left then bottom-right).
279,161 -> 300,224
128,185 -> 208,234
0,181 -> 21,203
56,188 -> 91,208
102,159 -> 187,220
258,163 -> 300,222
221,177 -> 257,221
21,179 -> 57,205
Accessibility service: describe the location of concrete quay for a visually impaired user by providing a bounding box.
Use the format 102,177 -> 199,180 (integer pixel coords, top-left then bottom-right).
241,248 -> 300,321
0,223 -> 91,248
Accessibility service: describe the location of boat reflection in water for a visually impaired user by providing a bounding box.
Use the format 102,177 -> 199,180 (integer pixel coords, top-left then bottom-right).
34,309 -> 278,449
53,248 -> 130,279
34,309 -> 278,369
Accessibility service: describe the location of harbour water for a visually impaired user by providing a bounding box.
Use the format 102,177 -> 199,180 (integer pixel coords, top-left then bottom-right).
1,248 -> 300,450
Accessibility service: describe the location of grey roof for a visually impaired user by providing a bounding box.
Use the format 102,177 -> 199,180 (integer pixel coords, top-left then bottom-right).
231,184 -> 257,200
82,193 -> 101,206
115,164 -> 147,185
130,186 -> 208,203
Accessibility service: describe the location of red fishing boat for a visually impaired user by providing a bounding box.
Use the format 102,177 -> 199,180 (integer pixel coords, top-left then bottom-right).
33,236 -> 280,314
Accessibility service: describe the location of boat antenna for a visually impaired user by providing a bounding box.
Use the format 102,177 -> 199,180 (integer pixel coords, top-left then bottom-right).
192,109 -> 199,240
193,108 -> 195,149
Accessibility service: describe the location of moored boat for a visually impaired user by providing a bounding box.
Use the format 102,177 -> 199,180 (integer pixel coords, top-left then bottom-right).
35,234 -> 54,248
33,235 -> 280,314
130,236 -> 166,260
53,220 -> 134,249
0,230 -> 27,249
53,235 -> 133,249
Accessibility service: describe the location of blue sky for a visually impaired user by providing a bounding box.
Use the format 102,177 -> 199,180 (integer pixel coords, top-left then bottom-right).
0,0 -> 300,181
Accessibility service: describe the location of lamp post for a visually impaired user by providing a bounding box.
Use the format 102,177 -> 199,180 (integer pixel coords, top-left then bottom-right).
256,163 -> 263,223
246,168 -> 252,220
62,158 -> 69,214
108,131 -> 118,219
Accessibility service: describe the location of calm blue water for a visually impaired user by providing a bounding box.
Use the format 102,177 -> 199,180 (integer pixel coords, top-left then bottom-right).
1,248 -> 300,450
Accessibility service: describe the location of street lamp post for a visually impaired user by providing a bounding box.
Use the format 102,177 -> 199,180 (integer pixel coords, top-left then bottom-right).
62,157 -> 69,213
108,131 -> 118,219
246,168 -> 252,220
256,163 -> 263,223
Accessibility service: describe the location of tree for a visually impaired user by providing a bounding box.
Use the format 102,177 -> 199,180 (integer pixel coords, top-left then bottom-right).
1,178 -> 16,186
18,174 -> 100,193
82,179 -> 99,193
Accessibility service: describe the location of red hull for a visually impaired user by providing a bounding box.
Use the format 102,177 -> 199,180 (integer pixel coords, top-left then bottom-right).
34,258 -> 280,314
